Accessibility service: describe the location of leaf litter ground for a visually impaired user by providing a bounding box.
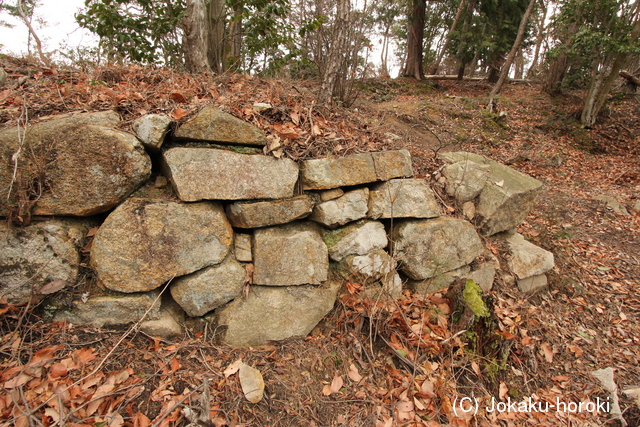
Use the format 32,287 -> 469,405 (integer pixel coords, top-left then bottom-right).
1,56 -> 639,426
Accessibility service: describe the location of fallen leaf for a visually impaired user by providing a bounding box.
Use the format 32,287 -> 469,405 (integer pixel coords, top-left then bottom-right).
170,92 -> 187,103
239,363 -> 264,403
499,381 -> 509,400
348,363 -> 363,382
568,344 -> 584,358
541,342 -> 554,363
172,107 -> 187,120
322,373 -> 343,396
224,359 -> 243,378
39,280 -> 67,295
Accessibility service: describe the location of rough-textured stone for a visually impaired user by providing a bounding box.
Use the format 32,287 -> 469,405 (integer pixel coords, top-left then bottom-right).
324,220 -> 388,262
253,222 -> 328,286
462,201 -> 476,220
234,233 -> 252,262
468,263 -> 496,293
440,152 -> 543,236
632,200 -> 640,213
301,150 -> 413,190
407,266 -> 471,294
174,106 -> 267,145
517,274 -> 548,293
301,153 -> 377,190
0,111 -> 151,216
368,179 -> 441,219
170,255 -> 245,317
140,298 -> 185,338
310,188 -> 369,228
503,233 -> 554,280
0,68 -> 7,87
0,220 -> 87,305
318,188 -> 344,201
371,149 -> 414,181
162,148 -> 299,201
594,195 -> 630,215
226,195 -> 314,228
393,217 -> 483,280
216,281 -> 340,346
53,291 -> 161,328
442,160 -> 490,203
91,199 -> 233,293
338,249 -> 402,298
133,114 -> 171,151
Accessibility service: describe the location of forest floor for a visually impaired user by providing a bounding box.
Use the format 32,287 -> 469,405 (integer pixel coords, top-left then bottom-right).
1,56 -> 639,427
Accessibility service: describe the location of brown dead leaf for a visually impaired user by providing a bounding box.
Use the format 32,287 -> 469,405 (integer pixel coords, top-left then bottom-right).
170,92 -> 187,103
499,381 -> 509,400
568,344 -> 584,358
239,363 -> 265,403
38,280 -> 67,295
541,342 -> 554,363
172,107 -> 187,120
224,359 -> 243,378
348,363 -> 363,383
322,373 -> 343,396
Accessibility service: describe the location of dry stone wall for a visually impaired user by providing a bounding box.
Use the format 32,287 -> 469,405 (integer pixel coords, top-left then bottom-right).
0,108 -> 555,347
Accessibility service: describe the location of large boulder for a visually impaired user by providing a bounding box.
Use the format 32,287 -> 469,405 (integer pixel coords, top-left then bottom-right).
324,220 -> 388,262
91,199 -> 233,293
226,195 -> 314,228
392,217 -> 483,280
170,255 -> 245,317
0,220 -> 87,305
440,152 -> 542,236
301,150 -> 413,190
53,290 -> 161,328
441,160 -> 490,203
215,280 -> 341,346
174,106 -> 267,146
162,147 -> 299,201
310,188 -> 369,228
368,179 -> 441,219
0,111 -> 151,216
253,222 -> 328,286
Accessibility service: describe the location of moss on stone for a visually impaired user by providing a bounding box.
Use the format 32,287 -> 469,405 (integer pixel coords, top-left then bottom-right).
463,278 -> 489,317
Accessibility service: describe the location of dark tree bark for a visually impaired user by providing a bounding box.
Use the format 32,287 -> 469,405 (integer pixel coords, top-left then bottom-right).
208,0 -> 226,73
318,0 -> 350,103
402,0 -> 426,79
183,0 -> 211,73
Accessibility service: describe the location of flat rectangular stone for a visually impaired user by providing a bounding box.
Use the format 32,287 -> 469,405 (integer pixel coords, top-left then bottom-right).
368,179 -> 441,219
162,148 -> 299,201
301,153 -> 377,190
371,150 -> 414,181
226,195 -> 314,228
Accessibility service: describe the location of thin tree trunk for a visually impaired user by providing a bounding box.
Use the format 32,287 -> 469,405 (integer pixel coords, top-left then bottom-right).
227,4 -> 243,71
402,0 -> 426,79
183,0 -> 210,73
431,0 -> 466,75
527,0 -> 547,78
488,0 -> 536,111
208,0 -> 226,73
318,0 -> 349,103
16,0 -> 50,66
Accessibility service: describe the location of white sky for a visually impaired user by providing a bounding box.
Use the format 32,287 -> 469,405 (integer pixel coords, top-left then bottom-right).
0,0 -> 98,59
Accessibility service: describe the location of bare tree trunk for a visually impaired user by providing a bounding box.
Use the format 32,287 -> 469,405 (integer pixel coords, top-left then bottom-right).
488,0 -> 536,111
208,0 -> 226,73
527,0 -> 547,78
581,19 -> 640,127
183,0 -> 211,73
318,0 -> 350,103
431,0 -> 466,75
16,0 -> 50,66
402,0 -> 426,79
227,4 -> 243,71
380,23 -> 392,78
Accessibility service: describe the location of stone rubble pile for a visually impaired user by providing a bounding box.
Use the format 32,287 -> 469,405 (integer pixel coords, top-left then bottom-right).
0,107 -> 555,346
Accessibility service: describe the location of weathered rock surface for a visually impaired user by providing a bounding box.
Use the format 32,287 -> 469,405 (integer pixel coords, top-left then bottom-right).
594,195 -> 630,215
170,255 -> 245,317
516,274 -> 548,293
310,188 -> 369,228
324,220 -> 388,262
234,233 -> 252,262
253,222 -> 328,286
0,220 -> 87,305
53,290 -> 161,328
318,188 -> 344,201
368,178 -> 441,219
338,249 -> 403,298
440,152 -> 542,236
0,68 -> 7,87
226,195 -> 314,228
407,266 -> 471,294
468,263 -> 497,293
91,199 -> 233,293
133,114 -> 171,151
502,233 -> 554,280
216,281 -> 341,346
393,217 -> 483,280
441,160 -> 490,203
174,106 -> 267,145
301,150 -> 413,190
162,148 -> 299,201
0,111 -> 151,216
